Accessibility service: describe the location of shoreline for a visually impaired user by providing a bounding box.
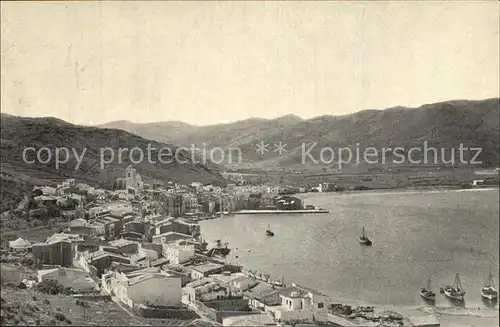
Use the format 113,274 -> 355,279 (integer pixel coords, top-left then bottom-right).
417,305 -> 499,318
297,185 -> 499,198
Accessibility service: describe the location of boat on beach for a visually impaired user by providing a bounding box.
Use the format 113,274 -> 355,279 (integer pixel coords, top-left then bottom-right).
481,272 -> 498,300
266,224 -> 274,236
358,226 -> 372,246
443,273 -> 466,301
420,277 -> 436,301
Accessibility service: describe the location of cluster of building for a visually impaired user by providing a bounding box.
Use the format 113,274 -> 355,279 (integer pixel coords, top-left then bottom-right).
6,167 -> 332,325
31,166 -> 309,224
10,223 -> 336,325
5,166 -> 441,326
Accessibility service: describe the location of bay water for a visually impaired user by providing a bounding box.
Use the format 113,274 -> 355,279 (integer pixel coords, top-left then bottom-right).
199,188 -> 499,310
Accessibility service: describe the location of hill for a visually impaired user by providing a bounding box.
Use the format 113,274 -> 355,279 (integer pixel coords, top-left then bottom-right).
238,98 -> 500,169
0,114 -> 226,193
98,114 -> 304,149
97,120 -> 199,147
99,99 -> 499,170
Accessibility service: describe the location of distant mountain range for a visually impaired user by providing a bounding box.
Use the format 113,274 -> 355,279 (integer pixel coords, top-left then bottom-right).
0,114 -> 226,189
99,98 -> 500,169
99,114 -> 305,150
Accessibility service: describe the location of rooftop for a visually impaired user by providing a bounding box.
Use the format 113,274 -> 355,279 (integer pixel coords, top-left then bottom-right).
244,282 -> 276,298
38,267 -> 96,290
89,250 -> 130,262
174,218 -> 199,226
95,216 -> 120,224
127,273 -> 177,287
126,273 -> 156,286
150,217 -> 172,226
151,257 -> 170,267
34,195 -> 57,201
186,277 -> 216,289
259,290 -> 281,306
46,233 -> 82,244
211,272 -> 247,284
190,262 -> 224,273
69,218 -> 88,228
9,237 -> 31,249
109,238 -> 138,248
291,282 -> 329,297
279,286 -> 309,299
125,267 -> 162,277
153,232 -> 194,240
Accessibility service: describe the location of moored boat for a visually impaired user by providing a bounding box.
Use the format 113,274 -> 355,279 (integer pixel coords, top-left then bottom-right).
481,272 -> 498,300
358,226 -> 372,246
204,240 -> 231,257
443,273 -> 466,301
266,224 -> 274,236
420,277 -> 436,301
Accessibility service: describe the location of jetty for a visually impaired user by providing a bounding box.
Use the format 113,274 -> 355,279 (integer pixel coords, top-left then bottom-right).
233,209 -> 329,214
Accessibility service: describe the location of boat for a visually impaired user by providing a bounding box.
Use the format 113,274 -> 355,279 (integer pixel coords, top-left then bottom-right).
443,273 -> 466,301
204,240 -> 231,257
481,272 -> 498,300
420,277 -> 436,301
266,224 -> 274,236
358,226 -> 372,246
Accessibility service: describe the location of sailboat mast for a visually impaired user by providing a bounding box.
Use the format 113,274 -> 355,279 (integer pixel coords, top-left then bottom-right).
362,226 -> 365,238
456,273 -> 464,292
488,272 -> 495,288
427,277 -> 431,290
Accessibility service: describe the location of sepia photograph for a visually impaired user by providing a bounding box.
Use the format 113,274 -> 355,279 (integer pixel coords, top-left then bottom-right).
1,1 -> 499,326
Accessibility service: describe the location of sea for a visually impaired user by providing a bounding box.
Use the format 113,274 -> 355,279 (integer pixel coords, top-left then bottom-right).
199,188 -> 499,312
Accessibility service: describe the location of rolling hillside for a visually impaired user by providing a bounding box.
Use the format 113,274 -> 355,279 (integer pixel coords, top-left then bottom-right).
99,98 -> 500,170
0,114 -> 226,190
99,114 -> 304,149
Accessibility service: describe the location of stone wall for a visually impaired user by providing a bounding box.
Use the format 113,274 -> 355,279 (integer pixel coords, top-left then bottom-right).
194,300 -> 218,322
203,298 -> 251,323
132,303 -> 199,320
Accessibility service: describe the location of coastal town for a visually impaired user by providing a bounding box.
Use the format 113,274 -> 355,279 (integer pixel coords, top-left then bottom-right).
0,165 -> 446,327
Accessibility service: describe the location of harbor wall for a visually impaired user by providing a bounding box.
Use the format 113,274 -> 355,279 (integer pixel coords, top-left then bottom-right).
234,210 -> 329,215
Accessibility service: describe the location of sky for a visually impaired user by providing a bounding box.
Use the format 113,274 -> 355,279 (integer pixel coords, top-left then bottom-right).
1,1 -> 499,126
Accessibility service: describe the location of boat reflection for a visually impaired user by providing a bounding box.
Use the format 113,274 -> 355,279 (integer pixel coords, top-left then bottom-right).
444,297 -> 466,308
481,296 -> 498,309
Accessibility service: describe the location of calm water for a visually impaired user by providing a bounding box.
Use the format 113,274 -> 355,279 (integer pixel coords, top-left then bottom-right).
200,188 -> 499,309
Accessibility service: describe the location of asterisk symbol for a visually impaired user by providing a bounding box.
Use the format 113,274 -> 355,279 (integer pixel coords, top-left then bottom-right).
273,141 -> 288,155
256,141 -> 269,155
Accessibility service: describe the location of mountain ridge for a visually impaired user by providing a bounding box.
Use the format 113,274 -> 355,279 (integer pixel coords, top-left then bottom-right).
95,98 -> 500,169
0,114 -> 226,190
97,98 -> 497,129
98,114 -> 305,129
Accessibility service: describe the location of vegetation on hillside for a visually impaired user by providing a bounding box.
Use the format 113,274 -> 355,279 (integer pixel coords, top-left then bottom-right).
0,114 -> 226,188
100,98 -> 500,169
0,175 -> 32,213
